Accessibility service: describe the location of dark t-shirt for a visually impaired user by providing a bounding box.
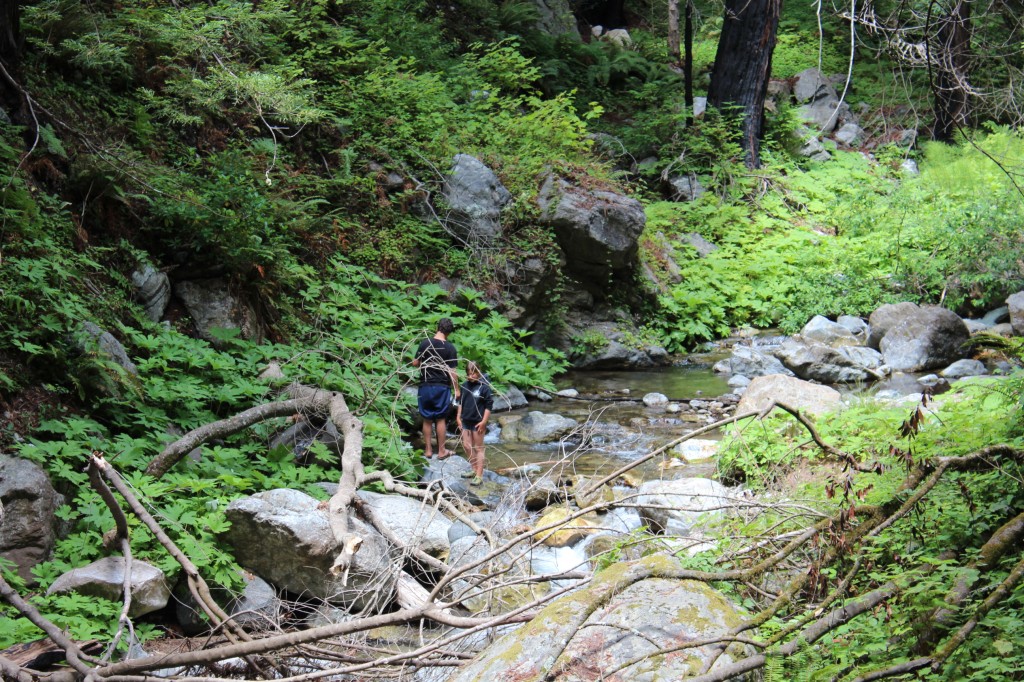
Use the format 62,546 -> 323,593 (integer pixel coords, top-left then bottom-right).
459,377 -> 494,424
415,337 -> 457,385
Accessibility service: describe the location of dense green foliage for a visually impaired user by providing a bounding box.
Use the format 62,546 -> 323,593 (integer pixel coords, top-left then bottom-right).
641,129 -> 1024,351
714,374 -> 1024,680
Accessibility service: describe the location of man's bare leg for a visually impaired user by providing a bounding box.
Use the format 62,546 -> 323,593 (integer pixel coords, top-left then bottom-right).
436,419 -> 448,457
421,419 -> 434,458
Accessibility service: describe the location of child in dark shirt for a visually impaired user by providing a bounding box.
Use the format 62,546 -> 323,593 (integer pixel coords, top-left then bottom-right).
456,361 -> 493,486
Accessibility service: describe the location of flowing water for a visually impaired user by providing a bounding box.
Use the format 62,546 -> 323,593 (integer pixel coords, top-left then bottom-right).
481,364 -> 733,483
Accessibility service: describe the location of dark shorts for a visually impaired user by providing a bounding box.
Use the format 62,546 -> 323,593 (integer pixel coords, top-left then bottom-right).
462,419 -> 481,433
418,384 -> 452,421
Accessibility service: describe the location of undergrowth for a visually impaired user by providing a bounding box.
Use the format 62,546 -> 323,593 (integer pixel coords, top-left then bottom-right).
712,374 -> 1024,680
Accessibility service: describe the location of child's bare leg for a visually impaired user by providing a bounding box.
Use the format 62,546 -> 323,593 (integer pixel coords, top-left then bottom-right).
472,430 -> 486,476
461,427 -> 474,460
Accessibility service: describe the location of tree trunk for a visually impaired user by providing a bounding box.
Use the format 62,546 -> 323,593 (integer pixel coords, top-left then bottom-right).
0,0 -> 20,113
707,0 -> 783,168
667,0 -> 681,64
684,0 -> 693,126
932,0 -> 972,142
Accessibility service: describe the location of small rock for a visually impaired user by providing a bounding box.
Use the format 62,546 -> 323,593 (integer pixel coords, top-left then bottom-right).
643,392 -> 669,407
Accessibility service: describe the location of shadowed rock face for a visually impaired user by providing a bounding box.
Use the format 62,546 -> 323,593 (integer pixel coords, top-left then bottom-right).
0,455 -> 63,584
537,174 -> 646,288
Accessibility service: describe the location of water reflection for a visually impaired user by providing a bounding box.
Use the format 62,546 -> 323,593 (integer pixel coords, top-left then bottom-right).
558,365 -> 731,400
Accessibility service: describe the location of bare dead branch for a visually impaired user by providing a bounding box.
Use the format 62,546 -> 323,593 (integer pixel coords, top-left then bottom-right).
145,398 -> 315,478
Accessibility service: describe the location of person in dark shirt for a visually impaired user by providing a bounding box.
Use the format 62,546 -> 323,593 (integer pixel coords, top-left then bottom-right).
456,360 -> 493,485
412,318 -> 458,459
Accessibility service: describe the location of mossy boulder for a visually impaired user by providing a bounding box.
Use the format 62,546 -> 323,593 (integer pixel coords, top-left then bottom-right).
447,555 -> 754,681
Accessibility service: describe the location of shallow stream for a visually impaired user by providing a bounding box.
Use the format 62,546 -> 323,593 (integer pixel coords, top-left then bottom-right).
477,359 -> 936,484
480,364 -> 733,483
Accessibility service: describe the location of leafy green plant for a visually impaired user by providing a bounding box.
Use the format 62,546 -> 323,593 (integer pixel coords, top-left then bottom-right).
570,330 -> 609,358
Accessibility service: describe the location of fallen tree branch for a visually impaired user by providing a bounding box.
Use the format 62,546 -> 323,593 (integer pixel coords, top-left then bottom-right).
145,398 -> 316,478
89,453 -> 269,676
0,574 -> 95,678
684,582 -> 900,682
915,508 -> 1024,653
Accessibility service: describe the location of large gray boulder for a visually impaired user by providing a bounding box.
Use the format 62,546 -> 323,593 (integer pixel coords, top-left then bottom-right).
77,322 -> 138,375
940,359 -> 987,379
736,374 -> 843,416
800,315 -> 859,347
713,345 -> 794,378
537,174 -> 646,286
867,302 -> 921,348
834,122 -> 866,147
774,337 -> 885,383
174,572 -> 281,635
223,489 -> 398,611
532,0 -> 579,38
499,411 -> 578,443
635,478 -> 736,536
174,278 -> 264,346
800,98 -> 850,133
47,556 -> 171,617
1007,291 -> 1024,336
491,384 -> 529,412
793,68 -> 834,103
793,68 -> 849,133
837,315 -> 870,343
0,455 -> 64,584
447,556 -> 753,682
441,154 -> 512,246
878,305 -> 970,372
355,490 -> 452,558
665,173 -> 706,202
567,321 -> 669,369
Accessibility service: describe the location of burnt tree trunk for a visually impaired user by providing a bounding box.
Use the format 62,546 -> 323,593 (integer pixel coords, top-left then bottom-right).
932,0 -> 972,142
707,0 -> 782,168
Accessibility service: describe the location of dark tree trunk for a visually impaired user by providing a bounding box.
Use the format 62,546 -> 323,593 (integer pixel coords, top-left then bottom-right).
932,1 -> 972,142
580,0 -> 627,30
0,0 -> 21,114
707,0 -> 782,168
